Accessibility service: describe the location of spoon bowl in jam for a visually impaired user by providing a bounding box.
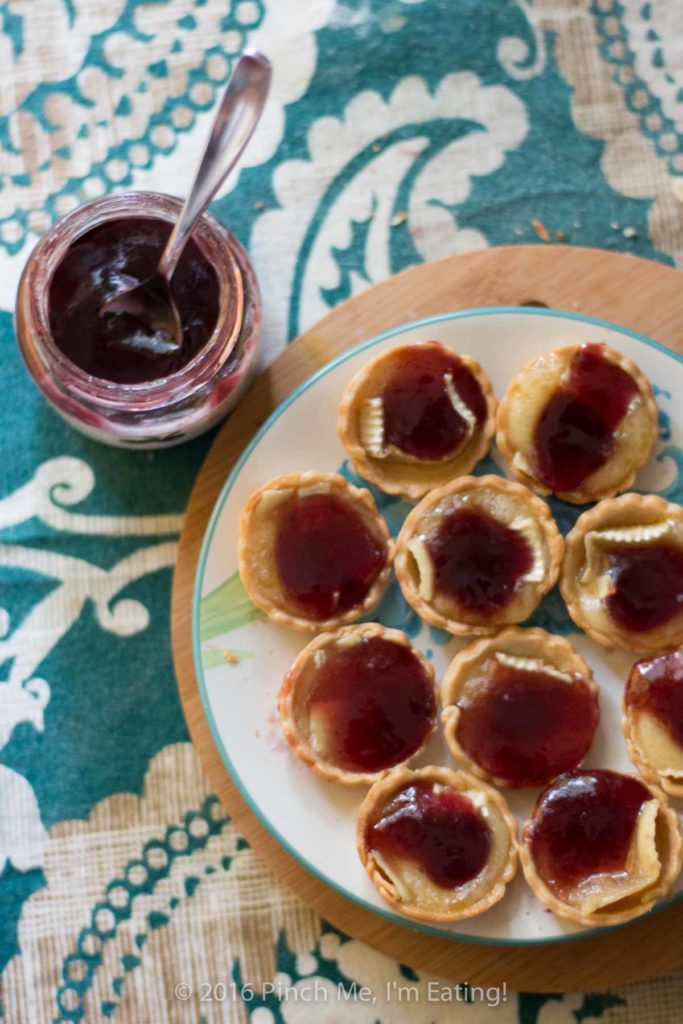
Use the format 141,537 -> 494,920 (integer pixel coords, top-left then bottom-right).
100,49 -> 271,352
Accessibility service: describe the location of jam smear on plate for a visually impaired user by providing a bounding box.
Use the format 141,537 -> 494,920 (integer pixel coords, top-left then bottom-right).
455,660 -> 598,787
529,770 -> 650,893
605,544 -> 683,633
366,780 -> 492,889
380,343 -> 486,460
533,343 -> 638,491
49,218 -> 219,384
306,637 -> 435,773
626,650 -> 683,748
426,507 -> 533,613
275,493 -> 386,620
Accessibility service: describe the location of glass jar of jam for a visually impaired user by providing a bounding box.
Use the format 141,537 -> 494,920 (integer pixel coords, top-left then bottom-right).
15,191 -> 261,447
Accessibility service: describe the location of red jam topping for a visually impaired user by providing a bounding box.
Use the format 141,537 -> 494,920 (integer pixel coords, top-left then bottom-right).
605,544 -> 683,633
366,780 -> 491,889
306,637 -> 435,773
529,770 -> 650,893
378,343 -> 487,460
49,218 -> 219,384
455,660 -> 598,787
533,344 -> 638,491
626,650 -> 683,748
275,493 -> 386,620
426,507 -> 533,613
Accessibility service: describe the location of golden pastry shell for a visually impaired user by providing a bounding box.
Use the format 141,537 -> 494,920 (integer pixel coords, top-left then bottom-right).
622,648 -> 683,799
519,774 -> 683,927
496,343 -> 658,505
337,341 -> 498,501
239,470 -> 394,632
394,475 -> 564,636
441,627 -> 599,788
356,765 -> 518,922
278,623 -> 438,785
560,493 -> 683,653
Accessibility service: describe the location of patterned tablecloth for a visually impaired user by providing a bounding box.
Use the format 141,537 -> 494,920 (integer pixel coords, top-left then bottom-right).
1,1 -> 683,1021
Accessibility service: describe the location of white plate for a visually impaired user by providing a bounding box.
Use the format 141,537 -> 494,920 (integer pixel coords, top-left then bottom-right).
193,308 -> 683,945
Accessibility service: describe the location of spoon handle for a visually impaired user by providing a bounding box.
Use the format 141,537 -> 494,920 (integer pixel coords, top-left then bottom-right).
159,50 -> 272,280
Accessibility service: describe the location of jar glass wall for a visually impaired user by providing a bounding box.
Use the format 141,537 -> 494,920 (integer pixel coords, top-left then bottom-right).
15,192 -> 261,448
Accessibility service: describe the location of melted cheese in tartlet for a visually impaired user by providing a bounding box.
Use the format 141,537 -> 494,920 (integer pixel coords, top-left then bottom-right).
566,800 -> 661,916
520,768 -> 683,926
358,373 -> 477,464
406,537 -> 434,600
444,372 -> 477,430
256,487 -> 294,514
441,629 -> 599,789
368,800 -> 510,916
359,397 -> 385,457
509,517 -> 546,583
496,344 -> 657,504
403,510 -> 549,593
357,767 -> 518,921
279,624 -> 437,785
624,650 -> 683,796
562,495 -> 683,653
239,471 -> 393,632
632,711 -> 683,782
582,522 -> 672,585
395,477 -> 562,634
494,652 -> 572,684
338,342 -> 497,500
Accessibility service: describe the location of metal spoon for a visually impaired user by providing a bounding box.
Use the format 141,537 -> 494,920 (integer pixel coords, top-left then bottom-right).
100,50 -> 272,352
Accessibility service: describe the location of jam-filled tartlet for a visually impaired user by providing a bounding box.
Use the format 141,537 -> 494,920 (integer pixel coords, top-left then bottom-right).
338,341 -> 497,499
357,766 -> 517,922
239,472 -> 393,631
278,624 -> 438,784
520,769 -> 682,926
623,649 -> 683,797
496,343 -> 657,504
395,476 -> 563,635
441,628 -> 599,788
561,494 -> 683,653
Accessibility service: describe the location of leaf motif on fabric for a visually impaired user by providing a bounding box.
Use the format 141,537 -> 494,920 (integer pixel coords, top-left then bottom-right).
251,72 -> 528,348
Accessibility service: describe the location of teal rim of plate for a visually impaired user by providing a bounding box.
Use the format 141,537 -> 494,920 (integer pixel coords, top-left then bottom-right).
192,305 -> 683,948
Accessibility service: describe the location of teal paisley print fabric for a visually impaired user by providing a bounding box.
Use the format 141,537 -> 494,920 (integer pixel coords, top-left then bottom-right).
1,1 -> 682,1021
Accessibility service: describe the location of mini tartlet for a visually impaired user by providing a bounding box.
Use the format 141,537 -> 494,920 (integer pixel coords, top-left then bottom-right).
395,475 -> 563,635
239,471 -> 393,631
441,628 -> 599,788
623,649 -> 683,798
496,342 -> 657,504
357,766 -> 518,922
561,493 -> 683,653
520,769 -> 682,927
278,623 -> 438,784
338,340 -> 497,500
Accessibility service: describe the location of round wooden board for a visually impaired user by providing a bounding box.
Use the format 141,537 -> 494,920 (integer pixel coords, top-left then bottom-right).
171,245 -> 683,992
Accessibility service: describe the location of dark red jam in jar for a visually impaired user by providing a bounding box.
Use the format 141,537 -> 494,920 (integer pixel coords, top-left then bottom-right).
529,770 -> 650,895
366,780 -> 491,888
626,650 -> 683,748
379,343 -> 487,460
455,660 -> 599,787
15,192 -> 261,447
49,218 -> 219,385
274,493 -> 387,620
306,636 -> 436,773
605,544 -> 683,633
426,507 -> 533,613
533,344 -> 638,492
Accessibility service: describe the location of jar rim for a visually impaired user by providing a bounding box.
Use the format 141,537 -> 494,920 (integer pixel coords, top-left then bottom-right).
18,191 -> 244,411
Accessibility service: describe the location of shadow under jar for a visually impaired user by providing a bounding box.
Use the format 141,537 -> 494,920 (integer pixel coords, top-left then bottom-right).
15,192 -> 261,448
